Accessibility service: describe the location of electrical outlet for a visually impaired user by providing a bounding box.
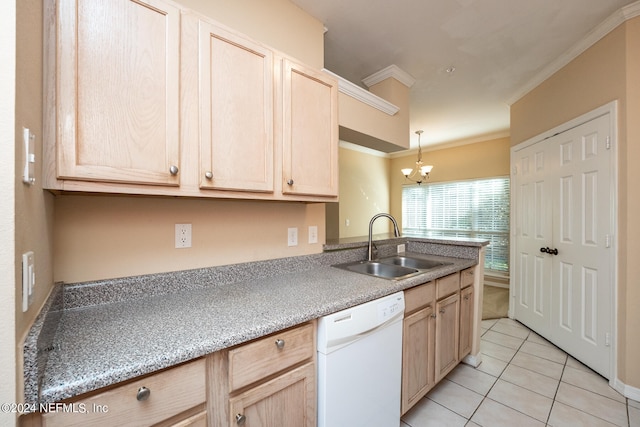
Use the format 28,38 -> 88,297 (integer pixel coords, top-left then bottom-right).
288,227 -> 298,246
308,225 -> 318,244
22,251 -> 35,312
175,224 -> 192,248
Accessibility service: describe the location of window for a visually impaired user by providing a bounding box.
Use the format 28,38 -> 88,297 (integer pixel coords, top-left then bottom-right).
402,177 -> 510,273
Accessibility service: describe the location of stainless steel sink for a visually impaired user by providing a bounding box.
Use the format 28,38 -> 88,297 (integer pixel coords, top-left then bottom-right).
378,256 -> 452,270
333,261 -> 421,280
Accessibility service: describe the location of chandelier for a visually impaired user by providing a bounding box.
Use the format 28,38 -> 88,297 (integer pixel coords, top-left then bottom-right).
401,130 -> 433,185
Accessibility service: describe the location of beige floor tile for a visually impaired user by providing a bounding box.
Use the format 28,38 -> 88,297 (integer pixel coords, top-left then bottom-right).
480,340 -> 518,362
555,382 -> 628,427
526,331 -> 554,347
519,341 -> 567,364
402,398 -> 467,427
629,405 -> 640,427
401,422 -> 411,427
482,330 -> 525,349
481,319 -> 498,329
426,379 -> 484,418
491,319 -> 530,339
446,363 -> 498,395
566,355 -> 594,372
470,398 -> 545,427
500,363 -> 560,398
547,401 -> 620,427
487,379 -> 553,422
510,350 -> 564,380
475,353 -> 508,377
465,422 -> 481,427
561,366 -> 625,403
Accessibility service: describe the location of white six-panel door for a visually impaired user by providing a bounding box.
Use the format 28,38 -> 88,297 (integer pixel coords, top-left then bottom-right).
512,111 -> 613,378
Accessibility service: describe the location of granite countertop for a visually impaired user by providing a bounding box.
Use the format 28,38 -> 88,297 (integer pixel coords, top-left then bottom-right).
27,237 -> 486,404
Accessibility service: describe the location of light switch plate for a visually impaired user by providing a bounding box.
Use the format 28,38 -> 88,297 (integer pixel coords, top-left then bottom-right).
175,224 -> 192,248
288,227 -> 298,246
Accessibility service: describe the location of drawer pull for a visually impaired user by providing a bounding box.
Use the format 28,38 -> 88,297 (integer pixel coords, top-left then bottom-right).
464,295 -> 470,300
169,165 -> 179,175
439,309 -> 445,314
136,386 -> 151,401
431,313 -> 437,318
275,339 -> 285,349
236,414 -> 246,425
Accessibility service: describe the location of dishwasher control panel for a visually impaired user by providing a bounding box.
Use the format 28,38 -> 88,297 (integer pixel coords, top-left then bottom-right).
377,294 -> 404,323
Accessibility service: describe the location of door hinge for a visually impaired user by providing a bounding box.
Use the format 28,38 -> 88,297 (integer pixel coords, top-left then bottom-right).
605,136 -> 611,150
605,332 -> 611,347
512,166 -> 518,176
605,234 -> 612,248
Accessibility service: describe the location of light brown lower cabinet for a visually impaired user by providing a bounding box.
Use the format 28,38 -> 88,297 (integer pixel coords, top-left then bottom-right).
401,303 -> 435,414
208,322 -> 316,427
38,358 -> 207,427
434,291 -> 461,383
459,285 -> 474,360
228,362 -> 315,427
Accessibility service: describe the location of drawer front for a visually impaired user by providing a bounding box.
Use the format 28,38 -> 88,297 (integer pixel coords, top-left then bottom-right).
436,272 -> 460,299
229,322 -> 314,391
404,281 -> 435,314
42,359 -> 206,427
461,267 -> 475,289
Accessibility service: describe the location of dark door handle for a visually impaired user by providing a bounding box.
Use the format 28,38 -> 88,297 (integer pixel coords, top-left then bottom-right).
549,248 -> 558,255
540,247 -> 548,253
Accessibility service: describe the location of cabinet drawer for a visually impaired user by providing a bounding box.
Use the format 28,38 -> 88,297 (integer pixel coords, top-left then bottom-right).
42,359 -> 205,427
461,267 -> 475,289
404,281 -> 435,314
229,323 -> 314,391
436,273 -> 460,299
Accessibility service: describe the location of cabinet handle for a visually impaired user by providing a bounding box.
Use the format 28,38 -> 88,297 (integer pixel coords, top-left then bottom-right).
431,313 -> 437,318
205,171 -> 213,180
235,414 -> 246,425
439,308 -> 445,314
275,339 -> 285,349
464,295 -> 470,300
136,386 -> 151,401
287,179 -> 294,185
169,165 -> 179,175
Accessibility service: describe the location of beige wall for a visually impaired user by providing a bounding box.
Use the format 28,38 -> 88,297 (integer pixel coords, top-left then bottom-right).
54,196 -> 325,283
389,137 -> 512,227
336,146 -> 391,238
511,18 -> 640,389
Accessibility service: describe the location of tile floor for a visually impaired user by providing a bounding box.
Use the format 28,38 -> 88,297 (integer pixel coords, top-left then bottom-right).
401,318 -> 640,427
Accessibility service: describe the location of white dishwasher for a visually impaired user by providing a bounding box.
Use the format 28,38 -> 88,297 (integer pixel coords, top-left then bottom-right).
317,291 -> 405,427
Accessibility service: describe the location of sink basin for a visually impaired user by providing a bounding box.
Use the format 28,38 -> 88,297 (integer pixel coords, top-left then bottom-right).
378,256 -> 452,270
333,261 -> 421,280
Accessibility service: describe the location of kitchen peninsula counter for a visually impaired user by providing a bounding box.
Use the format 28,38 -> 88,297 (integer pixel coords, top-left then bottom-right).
24,236 -> 488,405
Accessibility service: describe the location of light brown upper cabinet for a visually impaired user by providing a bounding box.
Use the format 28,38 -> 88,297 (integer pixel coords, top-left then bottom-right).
198,22 -> 274,193
51,0 -> 181,186
282,60 -> 339,197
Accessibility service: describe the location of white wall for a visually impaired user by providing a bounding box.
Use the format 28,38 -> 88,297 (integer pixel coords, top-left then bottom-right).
1,0 -> 17,425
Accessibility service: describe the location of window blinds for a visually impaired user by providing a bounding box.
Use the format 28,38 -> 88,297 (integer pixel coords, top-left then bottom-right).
402,177 -> 510,272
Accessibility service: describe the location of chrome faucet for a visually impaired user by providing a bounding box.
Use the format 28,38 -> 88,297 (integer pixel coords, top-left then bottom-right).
368,213 -> 401,261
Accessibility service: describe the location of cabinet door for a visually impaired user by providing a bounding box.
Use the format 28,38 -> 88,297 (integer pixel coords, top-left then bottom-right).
282,59 -> 338,197
198,22 -> 274,193
401,305 -> 435,415
459,286 -> 474,360
229,362 -> 315,427
435,293 -> 460,383
56,0 -> 181,186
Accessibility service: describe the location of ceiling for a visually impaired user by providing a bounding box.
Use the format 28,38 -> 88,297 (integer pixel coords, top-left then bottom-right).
291,0 -> 637,149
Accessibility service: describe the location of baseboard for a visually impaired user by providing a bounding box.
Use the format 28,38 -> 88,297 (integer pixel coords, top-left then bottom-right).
613,377 -> 640,401
484,273 -> 510,289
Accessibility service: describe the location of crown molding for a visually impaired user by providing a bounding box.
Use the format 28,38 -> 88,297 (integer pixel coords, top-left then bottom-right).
362,64 -> 416,88
508,1 -> 640,105
322,68 -> 400,115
